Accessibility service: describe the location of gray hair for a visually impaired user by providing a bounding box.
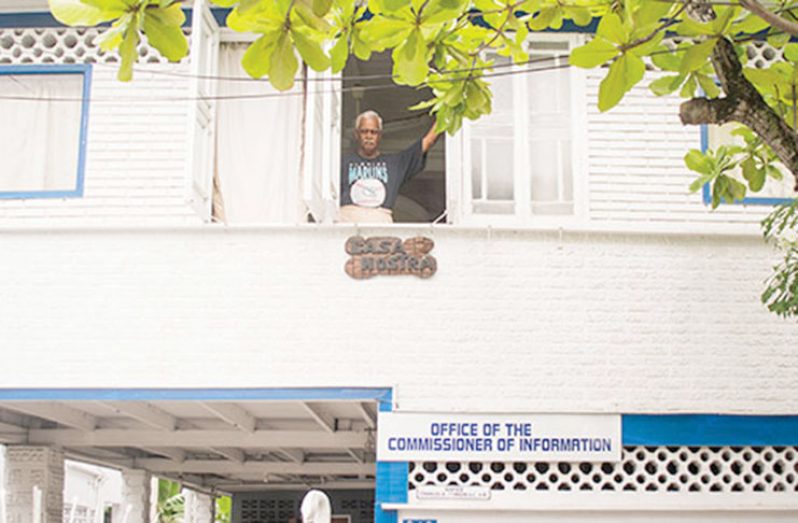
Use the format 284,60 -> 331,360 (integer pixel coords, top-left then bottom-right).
355,110 -> 383,130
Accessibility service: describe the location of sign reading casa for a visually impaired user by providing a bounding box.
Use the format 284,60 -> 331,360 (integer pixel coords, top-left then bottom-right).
377,413 -> 621,462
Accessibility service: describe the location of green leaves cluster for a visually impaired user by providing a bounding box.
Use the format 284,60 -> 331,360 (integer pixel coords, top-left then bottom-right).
49,0 -> 188,81
685,126 -> 785,209
762,200 -> 798,319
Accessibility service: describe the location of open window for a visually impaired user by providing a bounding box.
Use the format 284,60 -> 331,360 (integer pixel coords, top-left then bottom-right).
340,52 -> 446,223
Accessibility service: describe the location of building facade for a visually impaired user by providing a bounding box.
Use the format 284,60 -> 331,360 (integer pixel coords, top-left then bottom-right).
0,1 -> 796,523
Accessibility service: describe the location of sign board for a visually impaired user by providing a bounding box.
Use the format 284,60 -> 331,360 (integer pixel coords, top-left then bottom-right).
345,236 -> 436,279
402,520 -> 437,523
377,413 -> 621,462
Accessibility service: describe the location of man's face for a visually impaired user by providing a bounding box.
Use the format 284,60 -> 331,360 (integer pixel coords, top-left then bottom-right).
355,116 -> 382,156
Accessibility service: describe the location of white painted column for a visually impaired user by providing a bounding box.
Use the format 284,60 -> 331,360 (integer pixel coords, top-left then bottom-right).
4,446 -> 65,523
182,488 -> 214,523
121,470 -> 152,523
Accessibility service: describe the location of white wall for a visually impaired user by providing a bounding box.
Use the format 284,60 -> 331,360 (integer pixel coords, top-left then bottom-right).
0,226 -> 794,414
586,70 -> 785,226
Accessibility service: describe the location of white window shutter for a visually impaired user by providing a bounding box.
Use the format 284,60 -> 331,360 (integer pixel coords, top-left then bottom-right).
186,0 -> 220,221
302,69 -> 341,223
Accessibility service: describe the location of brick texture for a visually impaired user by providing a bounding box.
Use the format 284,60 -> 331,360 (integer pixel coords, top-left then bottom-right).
0,227 -> 794,414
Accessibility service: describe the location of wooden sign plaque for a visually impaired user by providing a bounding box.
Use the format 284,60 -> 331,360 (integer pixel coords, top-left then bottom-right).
345,236 -> 437,279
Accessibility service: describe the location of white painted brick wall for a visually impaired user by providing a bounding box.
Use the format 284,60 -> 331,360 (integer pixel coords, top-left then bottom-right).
0,227 -> 794,415
586,70 -> 792,226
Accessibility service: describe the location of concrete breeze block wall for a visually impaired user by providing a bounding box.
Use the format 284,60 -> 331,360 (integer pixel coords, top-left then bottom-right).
0,226 -> 794,415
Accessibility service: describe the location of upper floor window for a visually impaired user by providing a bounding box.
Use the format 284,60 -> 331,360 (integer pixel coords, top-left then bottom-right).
448,34 -> 587,225
0,64 -> 91,199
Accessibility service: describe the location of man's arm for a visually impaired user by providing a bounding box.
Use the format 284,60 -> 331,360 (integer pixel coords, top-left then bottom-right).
422,121 -> 442,153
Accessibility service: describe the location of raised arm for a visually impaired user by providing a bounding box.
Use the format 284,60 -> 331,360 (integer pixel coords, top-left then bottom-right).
422,121 -> 442,153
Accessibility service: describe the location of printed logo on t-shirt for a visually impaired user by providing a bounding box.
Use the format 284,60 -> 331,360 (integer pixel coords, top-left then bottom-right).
348,160 -> 388,207
350,178 -> 386,208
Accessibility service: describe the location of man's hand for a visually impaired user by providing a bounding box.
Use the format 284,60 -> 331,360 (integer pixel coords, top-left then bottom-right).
422,121 -> 442,153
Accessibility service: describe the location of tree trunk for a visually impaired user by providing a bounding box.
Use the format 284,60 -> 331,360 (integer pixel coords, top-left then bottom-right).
679,37 -> 798,191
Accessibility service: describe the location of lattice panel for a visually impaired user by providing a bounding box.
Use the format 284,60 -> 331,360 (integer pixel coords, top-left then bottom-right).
409,446 -> 798,493
0,27 -> 183,65
662,38 -> 783,69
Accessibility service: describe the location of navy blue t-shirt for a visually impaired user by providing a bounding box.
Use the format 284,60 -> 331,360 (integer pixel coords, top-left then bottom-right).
340,139 -> 427,209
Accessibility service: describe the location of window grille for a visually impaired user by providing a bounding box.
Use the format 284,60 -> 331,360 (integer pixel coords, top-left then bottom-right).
409,446 -> 798,493
0,27 -> 179,65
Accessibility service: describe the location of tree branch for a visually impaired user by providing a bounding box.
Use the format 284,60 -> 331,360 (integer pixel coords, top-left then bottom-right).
679,37 -> 798,191
739,0 -> 798,37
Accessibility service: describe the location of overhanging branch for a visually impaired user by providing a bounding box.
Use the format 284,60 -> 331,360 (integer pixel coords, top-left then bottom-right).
739,0 -> 798,38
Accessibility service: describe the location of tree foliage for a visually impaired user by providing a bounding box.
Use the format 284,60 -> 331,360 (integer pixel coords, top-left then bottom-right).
49,0 -> 798,317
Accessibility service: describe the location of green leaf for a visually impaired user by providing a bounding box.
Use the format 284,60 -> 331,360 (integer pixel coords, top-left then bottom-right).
241,31 -> 280,78
596,13 -> 627,44
393,28 -> 428,85
767,31 -> 790,48
563,5 -> 592,26
741,157 -> 766,191
649,74 -> 684,96
784,43 -> 798,63
49,0 -> 127,25
598,53 -> 645,112
294,3 -> 332,32
528,7 -> 558,31
312,0 -> 333,16
651,48 -> 681,72
675,18 -> 716,37
142,4 -> 188,62
680,38 -> 717,74
679,73 -> 697,98
330,35 -> 349,73
291,29 -> 330,71
732,12 -> 769,34
117,23 -> 139,82
695,73 -> 720,97
685,149 -> 714,175
269,31 -> 299,90
569,38 -> 618,68
422,0 -> 467,24
408,98 -> 436,110
712,6 -> 739,34
689,173 -> 714,193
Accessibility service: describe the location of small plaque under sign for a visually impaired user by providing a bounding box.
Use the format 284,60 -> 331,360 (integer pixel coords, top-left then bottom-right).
402,520 -> 437,523
416,485 -> 491,501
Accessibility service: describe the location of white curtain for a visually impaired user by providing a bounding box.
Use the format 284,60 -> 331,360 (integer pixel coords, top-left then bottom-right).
0,73 -> 83,192
216,43 -> 303,223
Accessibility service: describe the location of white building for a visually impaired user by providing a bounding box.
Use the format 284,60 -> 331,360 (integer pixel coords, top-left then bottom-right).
0,1 -> 796,523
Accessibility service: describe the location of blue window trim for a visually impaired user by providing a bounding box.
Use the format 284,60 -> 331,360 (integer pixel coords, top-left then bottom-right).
0,64 -> 91,200
700,124 -> 795,206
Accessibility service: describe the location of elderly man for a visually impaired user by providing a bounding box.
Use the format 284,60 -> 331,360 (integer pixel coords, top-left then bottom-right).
339,110 -> 441,223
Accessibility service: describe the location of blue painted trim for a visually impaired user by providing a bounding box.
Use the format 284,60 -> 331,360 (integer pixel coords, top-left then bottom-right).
699,123 -> 794,206
375,390 -> 405,523
0,387 -> 392,403
0,9 -> 229,28
623,415 -> 798,446
0,64 -> 90,200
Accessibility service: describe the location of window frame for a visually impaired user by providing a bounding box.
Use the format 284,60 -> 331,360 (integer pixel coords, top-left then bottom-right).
448,32 -> 589,227
0,63 -> 92,200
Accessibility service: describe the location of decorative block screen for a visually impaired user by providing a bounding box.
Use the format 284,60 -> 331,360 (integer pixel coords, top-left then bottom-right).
409,446 -> 798,493
0,27 -> 179,65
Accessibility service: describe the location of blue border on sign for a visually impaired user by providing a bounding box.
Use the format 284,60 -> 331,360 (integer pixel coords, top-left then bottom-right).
0,64 -> 91,200
700,124 -> 795,206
